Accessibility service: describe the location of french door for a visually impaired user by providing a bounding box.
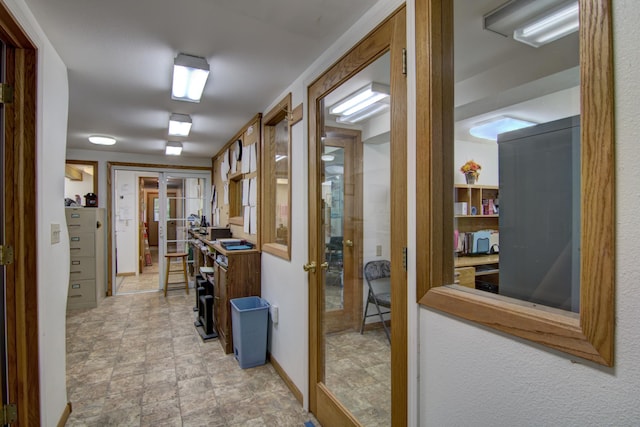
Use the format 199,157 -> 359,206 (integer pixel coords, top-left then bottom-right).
157,172 -> 209,290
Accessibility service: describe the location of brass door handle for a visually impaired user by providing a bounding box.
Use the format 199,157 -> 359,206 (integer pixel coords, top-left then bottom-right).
344,240 -> 354,247
320,262 -> 329,270
303,261 -> 317,273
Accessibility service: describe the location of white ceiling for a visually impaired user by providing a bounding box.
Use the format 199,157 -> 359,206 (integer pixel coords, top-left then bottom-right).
23,0 -> 378,158
22,0 -> 579,158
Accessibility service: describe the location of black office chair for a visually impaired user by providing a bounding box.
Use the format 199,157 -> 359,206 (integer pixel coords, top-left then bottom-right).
360,260 -> 391,343
325,236 -> 343,271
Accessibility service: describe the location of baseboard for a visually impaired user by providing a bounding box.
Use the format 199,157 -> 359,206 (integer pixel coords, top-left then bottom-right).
269,353 -> 303,404
116,272 -> 136,277
57,402 -> 72,427
361,320 -> 391,332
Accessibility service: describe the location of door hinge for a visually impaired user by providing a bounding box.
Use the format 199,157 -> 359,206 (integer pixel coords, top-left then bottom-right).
402,247 -> 408,272
0,83 -> 14,104
2,403 -> 17,424
402,48 -> 407,76
0,245 -> 14,265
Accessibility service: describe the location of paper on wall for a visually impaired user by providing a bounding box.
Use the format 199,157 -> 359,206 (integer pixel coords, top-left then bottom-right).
231,148 -> 237,174
250,206 -> 257,235
244,206 -> 250,233
241,144 -> 250,173
249,143 -> 258,172
249,177 -> 257,206
242,179 -> 250,206
224,183 -> 229,205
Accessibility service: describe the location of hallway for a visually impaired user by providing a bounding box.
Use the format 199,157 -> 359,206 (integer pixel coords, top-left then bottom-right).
65,292 -> 318,426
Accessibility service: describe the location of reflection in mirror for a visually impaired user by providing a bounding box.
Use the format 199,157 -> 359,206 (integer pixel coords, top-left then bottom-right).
452,0 -> 580,312
321,52 -> 391,426
65,160 -> 98,207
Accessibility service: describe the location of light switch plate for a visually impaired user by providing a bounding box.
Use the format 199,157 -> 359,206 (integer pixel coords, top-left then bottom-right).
51,223 -> 61,244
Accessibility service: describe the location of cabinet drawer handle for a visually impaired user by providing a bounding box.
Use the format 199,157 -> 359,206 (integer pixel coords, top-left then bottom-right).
71,260 -> 81,265
71,284 -> 81,289
70,271 -> 82,274
69,295 -> 82,298
70,248 -> 81,251
71,214 -> 80,218
71,237 -> 80,241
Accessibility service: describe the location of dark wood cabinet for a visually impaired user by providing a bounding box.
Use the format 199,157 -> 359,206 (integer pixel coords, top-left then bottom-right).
211,244 -> 261,354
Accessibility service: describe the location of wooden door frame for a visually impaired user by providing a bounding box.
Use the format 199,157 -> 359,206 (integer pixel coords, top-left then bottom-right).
106,162 -> 211,296
0,5 -> 42,426
307,6 -> 407,426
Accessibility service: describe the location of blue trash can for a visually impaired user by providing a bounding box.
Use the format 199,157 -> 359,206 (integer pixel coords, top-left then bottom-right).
230,296 -> 270,369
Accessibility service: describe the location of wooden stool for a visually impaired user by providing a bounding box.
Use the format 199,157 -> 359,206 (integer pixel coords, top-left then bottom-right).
164,252 -> 189,297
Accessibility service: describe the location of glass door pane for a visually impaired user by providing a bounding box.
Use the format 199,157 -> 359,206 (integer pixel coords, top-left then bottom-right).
159,173 -> 209,289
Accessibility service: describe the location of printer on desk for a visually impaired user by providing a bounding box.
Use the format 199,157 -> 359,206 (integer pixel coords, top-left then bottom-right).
208,227 -> 232,241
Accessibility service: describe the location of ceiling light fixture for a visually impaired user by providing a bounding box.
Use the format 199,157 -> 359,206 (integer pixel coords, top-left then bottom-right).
168,113 -> 192,136
172,53 -> 210,102
484,0 -> 579,48
329,82 -> 390,116
336,103 -> 389,124
88,135 -> 116,145
165,141 -> 183,156
469,116 -> 537,141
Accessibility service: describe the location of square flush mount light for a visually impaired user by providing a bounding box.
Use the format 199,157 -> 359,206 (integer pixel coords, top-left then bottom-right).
88,135 -> 116,145
484,0 -> 579,48
172,53 -> 210,102
469,116 -> 537,141
168,113 -> 192,136
165,141 -> 183,156
329,82 -> 390,117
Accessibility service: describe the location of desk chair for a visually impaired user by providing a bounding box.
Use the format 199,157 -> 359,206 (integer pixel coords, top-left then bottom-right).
360,260 -> 391,343
164,252 -> 189,297
325,236 -> 343,271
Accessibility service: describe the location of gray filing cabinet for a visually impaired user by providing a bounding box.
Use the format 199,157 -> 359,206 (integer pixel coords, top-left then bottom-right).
66,208 -> 106,309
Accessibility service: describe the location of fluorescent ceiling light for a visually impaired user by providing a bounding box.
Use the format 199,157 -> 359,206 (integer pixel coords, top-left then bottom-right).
172,53 -> 210,102
469,116 -> 537,141
329,82 -> 390,116
88,135 -> 116,145
168,113 -> 192,136
514,2 -> 579,47
165,141 -> 183,156
484,0 -> 579,48
337,103 -> 389,124
275,154 -> 287,162
321,154 -> 335,162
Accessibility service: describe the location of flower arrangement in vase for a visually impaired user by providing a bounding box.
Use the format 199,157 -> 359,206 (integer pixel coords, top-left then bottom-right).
460,160 -> 481,184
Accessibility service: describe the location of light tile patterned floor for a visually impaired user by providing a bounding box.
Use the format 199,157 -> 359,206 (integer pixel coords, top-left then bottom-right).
65,292 -> 319,426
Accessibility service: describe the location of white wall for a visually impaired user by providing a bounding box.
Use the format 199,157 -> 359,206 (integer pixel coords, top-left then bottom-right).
454,139 -> 499,186
1,0 -> 72,424
418,2 -> 640,426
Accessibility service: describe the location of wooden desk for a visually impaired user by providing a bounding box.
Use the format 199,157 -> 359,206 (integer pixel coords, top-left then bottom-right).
454,254 -> 499,288
188,230 -> 261,354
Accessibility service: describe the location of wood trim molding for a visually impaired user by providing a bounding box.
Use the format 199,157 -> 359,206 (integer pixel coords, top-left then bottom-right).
415,0 -> 615,366
65,160 -> 99,205
261,93 -> 292,260
56,402 -> 72,427
2,18 -> 40,425
269,354 -> 303,404
291,103 -> 303,126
